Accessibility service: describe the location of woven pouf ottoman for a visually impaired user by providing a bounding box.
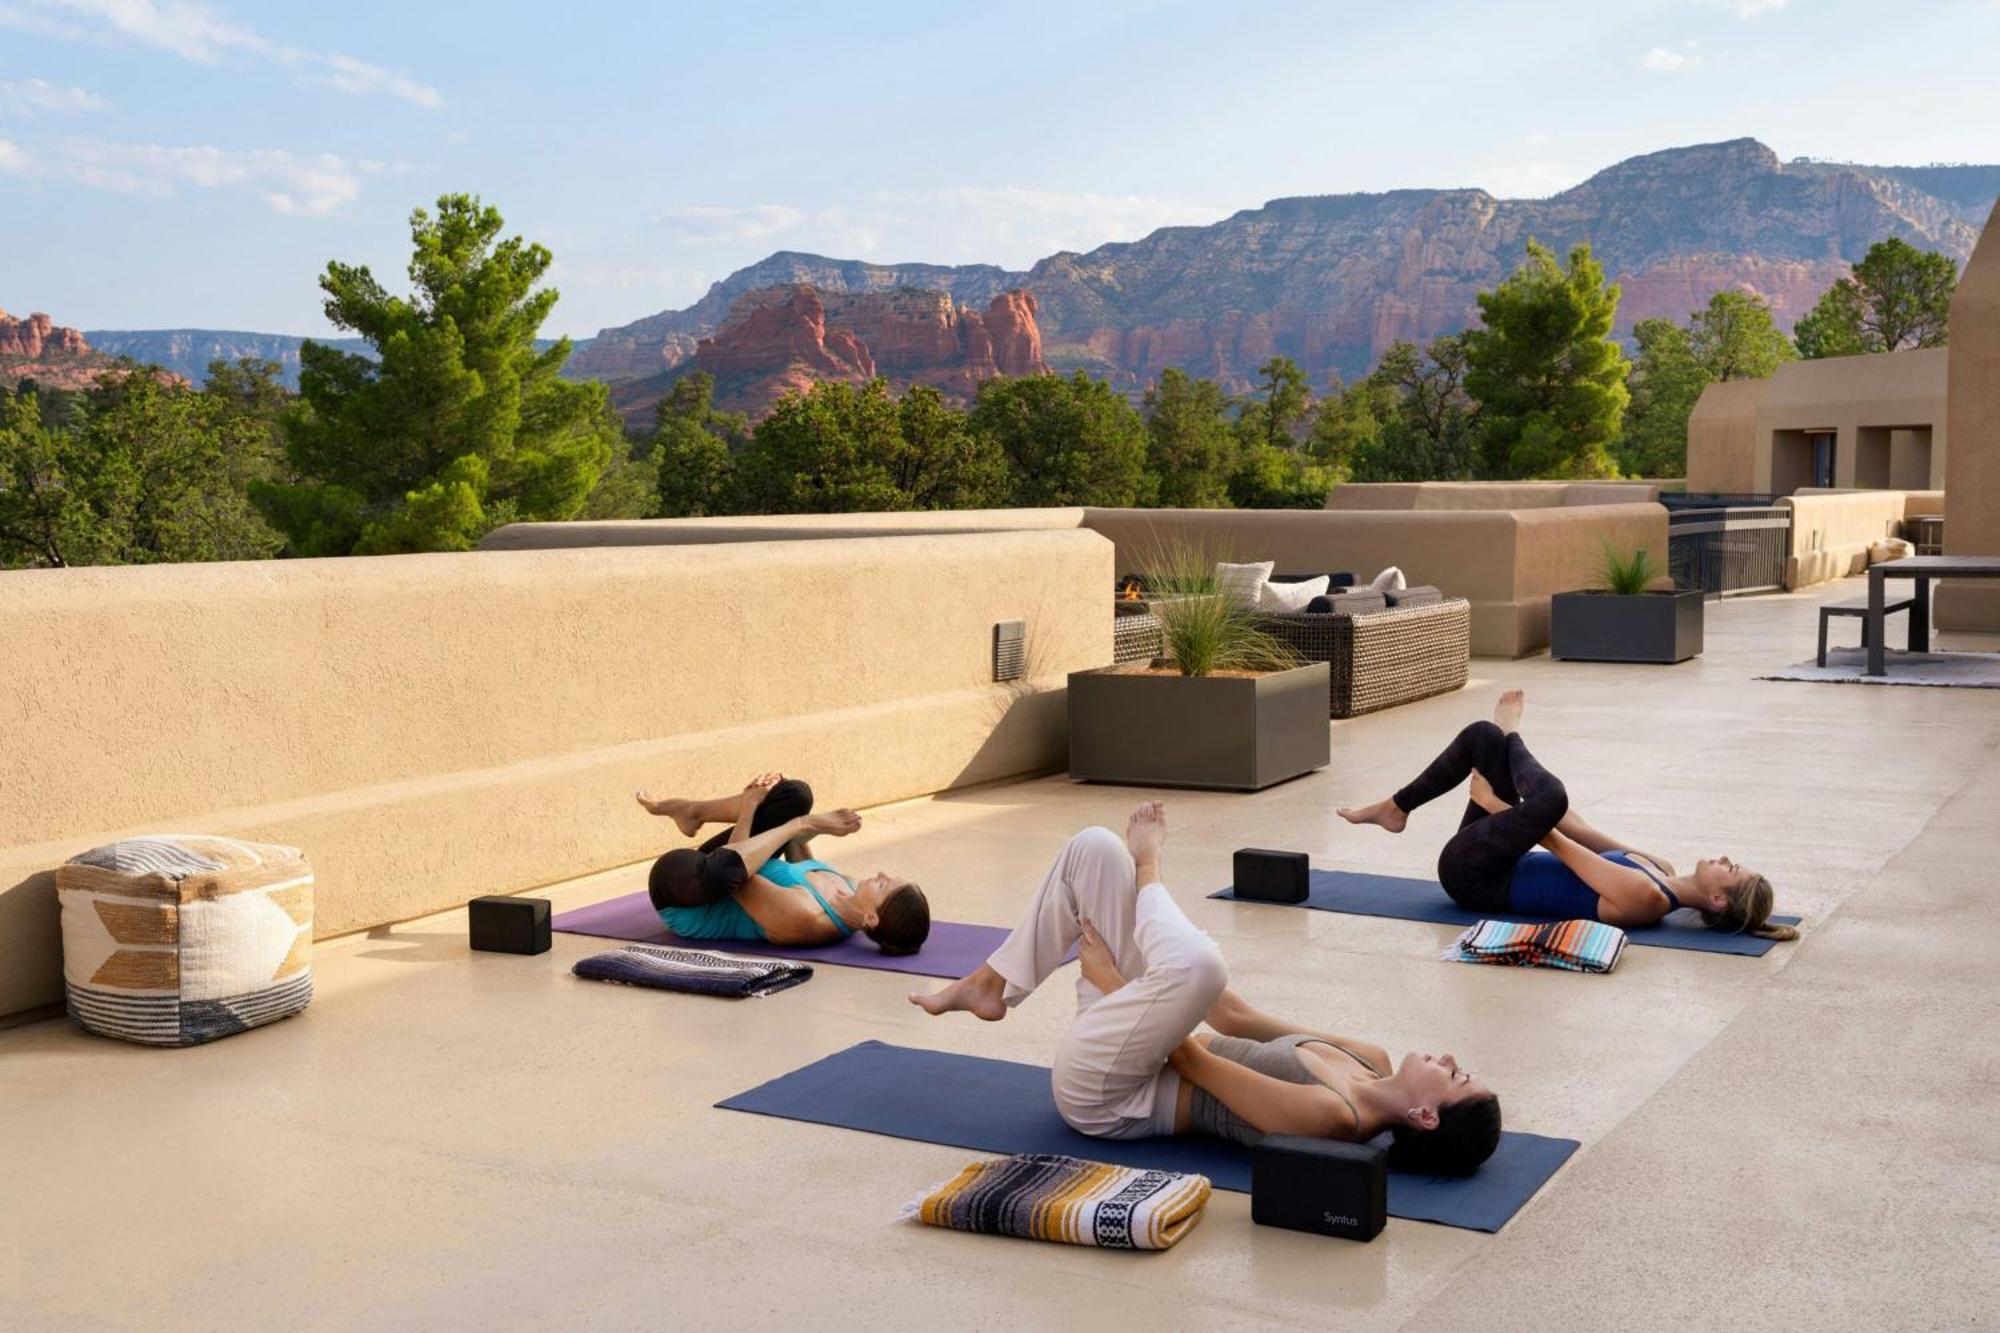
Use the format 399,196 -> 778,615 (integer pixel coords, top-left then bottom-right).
56,835 -> 314,1046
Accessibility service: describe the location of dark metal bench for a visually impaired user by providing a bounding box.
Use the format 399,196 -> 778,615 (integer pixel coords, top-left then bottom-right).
1819,596 -> 1912,668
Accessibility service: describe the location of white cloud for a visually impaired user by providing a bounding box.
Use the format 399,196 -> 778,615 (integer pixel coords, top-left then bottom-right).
652,204 -> 806,244
0,77 -> 107,113
649,188 -> 1224,268
0,0 -> 443,108
0,136 -> 31,171
1696,0 -> 1792,16
1641,42 -> 1704,71
24,138 -> 361,213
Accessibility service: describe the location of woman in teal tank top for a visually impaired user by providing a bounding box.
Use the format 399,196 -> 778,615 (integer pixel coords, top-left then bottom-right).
636,773 -> 933,954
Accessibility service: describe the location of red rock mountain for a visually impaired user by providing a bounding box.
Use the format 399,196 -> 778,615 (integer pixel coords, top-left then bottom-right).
574,139 -> 1997,399
608,285 -> 1046,423
0,307 -> 120,390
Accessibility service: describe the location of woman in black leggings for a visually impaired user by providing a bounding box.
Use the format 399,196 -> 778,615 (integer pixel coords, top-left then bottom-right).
1339,690 -> 1795,938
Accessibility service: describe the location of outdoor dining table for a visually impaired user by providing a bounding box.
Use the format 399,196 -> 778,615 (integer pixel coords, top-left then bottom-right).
1866,555 -> 2000,676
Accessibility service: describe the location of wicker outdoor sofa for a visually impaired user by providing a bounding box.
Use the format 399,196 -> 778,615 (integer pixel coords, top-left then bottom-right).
1257,596 -> 1470,718
1112,592 -> 1471,719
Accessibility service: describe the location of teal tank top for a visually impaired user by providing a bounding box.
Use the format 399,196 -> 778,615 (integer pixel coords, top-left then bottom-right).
657,857 -> 855,941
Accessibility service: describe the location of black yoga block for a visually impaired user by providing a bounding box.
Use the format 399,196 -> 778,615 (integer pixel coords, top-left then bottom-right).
1251,1135 -> 1387,1242
1233,848 -> 1310,903
469,895 -> 552,955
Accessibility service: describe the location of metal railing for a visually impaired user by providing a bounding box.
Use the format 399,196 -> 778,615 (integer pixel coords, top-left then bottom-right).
1667,505 -> 1790,599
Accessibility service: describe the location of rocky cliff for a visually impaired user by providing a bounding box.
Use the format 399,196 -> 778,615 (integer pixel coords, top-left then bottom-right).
608,285 -> 1046,423
0,307 -> 119,391
577,139 -> 1994,398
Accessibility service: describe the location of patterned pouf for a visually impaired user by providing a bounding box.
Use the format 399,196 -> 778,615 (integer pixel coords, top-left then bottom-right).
56,835 -> 314,1046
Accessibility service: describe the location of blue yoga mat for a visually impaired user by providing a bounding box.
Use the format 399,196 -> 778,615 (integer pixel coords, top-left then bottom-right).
1210,869 -> 1801,957
718,1040 -> 1577,1233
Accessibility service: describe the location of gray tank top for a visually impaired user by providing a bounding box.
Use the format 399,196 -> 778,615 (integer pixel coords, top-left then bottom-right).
1187,1034 -> 1383,1146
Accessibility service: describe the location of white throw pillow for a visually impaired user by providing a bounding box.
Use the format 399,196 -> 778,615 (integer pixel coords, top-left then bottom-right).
1214,560 -> 1275,609
1257,576 -> 1330,612
1369,565 -> 1407,592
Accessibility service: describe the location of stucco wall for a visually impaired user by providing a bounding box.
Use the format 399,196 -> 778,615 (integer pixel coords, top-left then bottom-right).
1079,504 -> 1666,658
0,530 -> 1112,1017
1779,491 -> 1912,589
1326,481 -> 1661,510
1687,349 -> 1949,495
1939,200 -> 2000,631
492,503 -> 1670,660
1686,378 -> 1765,494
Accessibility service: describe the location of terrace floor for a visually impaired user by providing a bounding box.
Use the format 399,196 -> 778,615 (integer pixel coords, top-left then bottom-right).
5,578 -> 2000,1332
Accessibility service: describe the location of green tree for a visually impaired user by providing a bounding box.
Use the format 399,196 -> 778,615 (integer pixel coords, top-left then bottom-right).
652,372 -> 747,518
0,372 -> 284,569
1225,440 -> 1337,508
1618,319 -> 1707,479
1337,336 -> 1478,483
968,372 -> 1150,506
735,379 -> 909,513
1691,290 -> 1795,382
1241,355 -> 1312,451
1463,240 -> 1629,478
889,384 -> 1008,509
1619,292 -> 1794,477
1142,368 -> 1237,507
256,193 -> 620,555
1794,237 -> 1960,358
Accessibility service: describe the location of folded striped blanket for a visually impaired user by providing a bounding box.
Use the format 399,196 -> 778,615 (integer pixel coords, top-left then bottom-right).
903,1153 -> 1210,1250
572,944 -> 811,998
1446,919 -> 1628,974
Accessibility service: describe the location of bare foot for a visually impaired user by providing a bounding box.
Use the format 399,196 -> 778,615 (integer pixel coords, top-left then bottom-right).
1338,798 -> 1406,833
1125,801 -> 1167,862
910,964 -> 1007,1021
1493,688 -> 1525,735
635,790 -> 703,837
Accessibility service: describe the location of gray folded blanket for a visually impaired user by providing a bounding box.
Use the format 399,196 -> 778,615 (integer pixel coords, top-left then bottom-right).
572,944 -> 812,998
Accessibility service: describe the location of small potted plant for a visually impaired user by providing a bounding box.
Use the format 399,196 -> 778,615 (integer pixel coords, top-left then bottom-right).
1550,543 -> 1703,664
1069,545 -> 1330,790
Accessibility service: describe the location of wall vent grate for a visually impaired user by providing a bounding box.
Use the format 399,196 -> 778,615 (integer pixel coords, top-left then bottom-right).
992,620 -> 1026,683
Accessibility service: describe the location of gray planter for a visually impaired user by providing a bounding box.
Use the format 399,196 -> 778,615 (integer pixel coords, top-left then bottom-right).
1067,661 -> 1331,791
1550,588 -> 1704,664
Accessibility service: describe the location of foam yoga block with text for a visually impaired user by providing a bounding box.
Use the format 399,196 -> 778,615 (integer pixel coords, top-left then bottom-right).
1252,1135 -> 1387,1241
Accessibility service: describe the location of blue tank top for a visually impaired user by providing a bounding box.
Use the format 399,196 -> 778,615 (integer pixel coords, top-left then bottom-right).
1507,850 -> 1679,921
657,857 -> 855,941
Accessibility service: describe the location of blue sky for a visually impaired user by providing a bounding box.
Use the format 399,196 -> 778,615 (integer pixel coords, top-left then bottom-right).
3,0 -> 1996,338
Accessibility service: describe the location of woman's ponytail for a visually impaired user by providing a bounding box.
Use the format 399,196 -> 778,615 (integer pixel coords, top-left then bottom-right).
1701,872 -> 1795,941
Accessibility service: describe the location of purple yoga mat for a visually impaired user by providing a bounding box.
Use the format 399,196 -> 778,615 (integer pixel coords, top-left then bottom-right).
551,891 -> 1007,979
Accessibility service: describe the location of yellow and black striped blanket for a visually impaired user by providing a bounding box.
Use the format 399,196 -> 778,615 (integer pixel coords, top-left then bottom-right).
904,1153 -> 1210,1250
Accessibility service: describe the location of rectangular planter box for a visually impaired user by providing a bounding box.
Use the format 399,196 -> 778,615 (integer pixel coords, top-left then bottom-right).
1067,661 -> 1331,791
1550,588 -> 1704,664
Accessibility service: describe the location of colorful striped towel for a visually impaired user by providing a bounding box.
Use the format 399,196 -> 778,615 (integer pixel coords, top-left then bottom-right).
572,944 -> 812,998
1446,919 -> 1628,974
903,1153 -> 1210,1250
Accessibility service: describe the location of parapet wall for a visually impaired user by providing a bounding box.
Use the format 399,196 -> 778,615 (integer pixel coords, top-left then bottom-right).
1780,490 -> 1914,589
0,529 -> 1113,1017
488,502 -> 1671,660
1325,481 -> 1662,510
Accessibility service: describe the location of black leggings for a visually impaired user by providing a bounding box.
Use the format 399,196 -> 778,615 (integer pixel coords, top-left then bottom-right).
697,778 -> 814,855
1392,722 -> 1568,913
648,779 -> 816,911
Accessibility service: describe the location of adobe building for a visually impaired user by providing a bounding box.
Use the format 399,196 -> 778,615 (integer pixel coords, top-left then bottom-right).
1685,347 -> 1948,495
1939,199 -> 2000,631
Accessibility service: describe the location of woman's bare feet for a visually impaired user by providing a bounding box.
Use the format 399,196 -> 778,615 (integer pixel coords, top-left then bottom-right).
1493,688 -> 1525,735
634,790 -> 704,837
1338,797 -> 1406,833
910,964 -> 1007,1021
807,808 -> 862,838
1125,801 -> 1166,861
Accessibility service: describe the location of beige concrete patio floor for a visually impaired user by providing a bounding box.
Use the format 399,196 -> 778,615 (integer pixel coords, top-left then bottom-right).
5,578 -> 1999,1332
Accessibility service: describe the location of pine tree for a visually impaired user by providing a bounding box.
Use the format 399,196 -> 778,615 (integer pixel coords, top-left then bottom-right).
255,194 -> 620,554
